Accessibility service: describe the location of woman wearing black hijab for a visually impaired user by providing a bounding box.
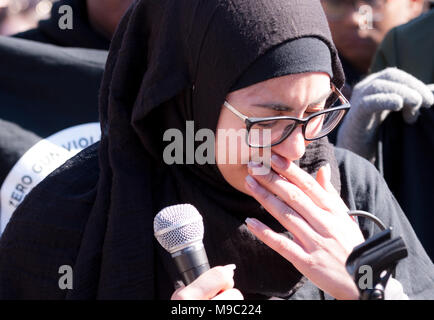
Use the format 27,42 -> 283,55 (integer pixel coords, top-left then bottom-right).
0,0 -> 432,300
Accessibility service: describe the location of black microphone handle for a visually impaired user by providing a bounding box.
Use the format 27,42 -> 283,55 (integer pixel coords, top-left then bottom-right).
172,243 -> 210,285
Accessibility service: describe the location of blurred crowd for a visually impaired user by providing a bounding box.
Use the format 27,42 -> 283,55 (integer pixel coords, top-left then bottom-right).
0,0 -> 54,35
0,0 -> 433,263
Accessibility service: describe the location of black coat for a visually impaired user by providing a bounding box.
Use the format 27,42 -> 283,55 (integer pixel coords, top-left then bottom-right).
0,144 -> 432,299
0,36 -> 107,184
371,11 -> 434,261
14,0 -> 110,50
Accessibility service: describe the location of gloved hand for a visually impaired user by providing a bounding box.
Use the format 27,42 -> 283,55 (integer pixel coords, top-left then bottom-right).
336,68 -> 434,162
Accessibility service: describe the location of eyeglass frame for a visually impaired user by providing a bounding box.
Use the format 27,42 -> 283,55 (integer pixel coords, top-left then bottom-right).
223,83 -> 351,148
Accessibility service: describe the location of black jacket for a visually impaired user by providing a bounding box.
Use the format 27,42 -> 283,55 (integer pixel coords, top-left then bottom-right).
0,36 -> 107,184
0,145 -> 432,299
370,11 -> 434,261
1,0 -> 109,187
14,0 -> 110,50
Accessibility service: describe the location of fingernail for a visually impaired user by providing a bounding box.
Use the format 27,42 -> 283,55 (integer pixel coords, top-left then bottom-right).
245,175 -> 258,189
226,264 -> 237,271
271,154 -> 286,170
245,217 -> 260,229
248,161 -> 262,168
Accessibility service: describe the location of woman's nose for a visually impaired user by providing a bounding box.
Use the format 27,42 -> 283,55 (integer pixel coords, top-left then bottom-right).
271,125 -> 306,161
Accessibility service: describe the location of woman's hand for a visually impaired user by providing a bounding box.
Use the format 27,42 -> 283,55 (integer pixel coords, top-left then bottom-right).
244,154 -> 365,300
171,265 -> 244,300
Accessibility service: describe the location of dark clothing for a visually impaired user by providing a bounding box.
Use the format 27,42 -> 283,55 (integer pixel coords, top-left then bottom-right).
0,120 -> 41,184
1,1 -> 108,222
340,55 -> 365,89
0,36 -> 107,185
295,147 -> 434,299
0,144 -> 432,299
1,0 -> 109,188
0,0 -> 432,300
14,0 -> 110,50
231,37 -> 334,92
370,11 -> 434,261
371,11 -> 434,83
0,36 -> 106,138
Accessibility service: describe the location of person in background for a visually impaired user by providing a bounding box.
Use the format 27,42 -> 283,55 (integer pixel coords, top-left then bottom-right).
321,0 -> 427,144
321,0 -> 426,89
0,0 -> 47,36
1,0 -> 134,161
0,0 -> 134,230
337,9 -> 434,261
2,0 -> 135,137
14,0 -> 133,49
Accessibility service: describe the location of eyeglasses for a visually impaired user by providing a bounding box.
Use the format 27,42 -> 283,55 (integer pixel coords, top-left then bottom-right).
321,0 -> 385,21
223,83 -> 350,148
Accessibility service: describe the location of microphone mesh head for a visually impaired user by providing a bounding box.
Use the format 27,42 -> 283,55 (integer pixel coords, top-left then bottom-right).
153,204 -> 204,254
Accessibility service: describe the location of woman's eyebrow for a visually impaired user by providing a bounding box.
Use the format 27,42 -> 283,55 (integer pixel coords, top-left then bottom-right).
251,103 -> 294,112
251,88 -> 333,111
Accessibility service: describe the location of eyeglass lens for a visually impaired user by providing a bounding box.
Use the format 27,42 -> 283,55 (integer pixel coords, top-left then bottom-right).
247,91 -> 347,147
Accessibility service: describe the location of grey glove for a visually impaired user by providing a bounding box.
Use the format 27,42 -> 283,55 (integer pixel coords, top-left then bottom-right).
336,67 -> 434,162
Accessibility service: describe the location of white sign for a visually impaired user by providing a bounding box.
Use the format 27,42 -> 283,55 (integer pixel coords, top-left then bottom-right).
0,123 -> 101,235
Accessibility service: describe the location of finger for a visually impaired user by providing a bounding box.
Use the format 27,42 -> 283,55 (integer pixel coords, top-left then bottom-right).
248,165 -> 334,233
267,157 -> 340,212
316,164 -> 343,199
245,174 -> 320,248
171,265 -> 236,300
337,93 -> 401,160
374,68 -> 434,107
316,165 -> 352,219
245,217 -> 309,268
361,79 -> 422,112
316,164 -> 330,191
212,288 -> 244,300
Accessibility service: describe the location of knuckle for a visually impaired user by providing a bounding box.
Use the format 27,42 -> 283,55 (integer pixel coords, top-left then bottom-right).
282,206 -> 295,221
286,187 -> 299,202
212,266 -> 234,288
264,171 -> 276,184
230,289 -> 244,300
261,228 -> 275,241
171,288 -> 188,300
303,255 -> 316,269
272,234 -> 289,252
303,179 -> 316,194
257,187 -> 272,202
311,232 -> 327,248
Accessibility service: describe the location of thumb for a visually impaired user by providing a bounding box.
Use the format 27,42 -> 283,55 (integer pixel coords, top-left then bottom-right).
316,163 -> 338,196
317,164 -> 352,216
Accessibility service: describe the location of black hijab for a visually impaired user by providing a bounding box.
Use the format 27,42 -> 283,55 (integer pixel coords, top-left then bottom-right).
64,0 -> 345,299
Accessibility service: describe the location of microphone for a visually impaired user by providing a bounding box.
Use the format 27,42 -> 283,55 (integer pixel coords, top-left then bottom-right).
153,204 -> 210,285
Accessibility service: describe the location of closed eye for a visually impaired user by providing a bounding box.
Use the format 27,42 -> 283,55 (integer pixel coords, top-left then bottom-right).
256,120 -> 278,128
